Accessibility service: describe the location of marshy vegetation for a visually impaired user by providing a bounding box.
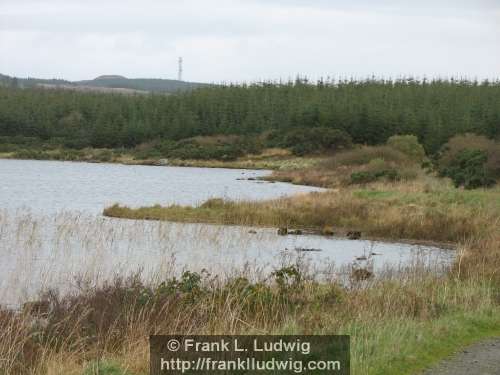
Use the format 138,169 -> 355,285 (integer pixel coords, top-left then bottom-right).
104,182 -> 499,244
1,79 -> 500,374
1,237 -> 498,375
104,134 -> 500,245
98,135 -> 500,374
0,210 -> 460,375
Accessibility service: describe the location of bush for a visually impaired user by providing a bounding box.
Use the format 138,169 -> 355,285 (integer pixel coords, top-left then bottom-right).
350,169 -> 400,184
63,137 -> 90,150
438,134 -> 499,188
274,127 -> 352,156
326,145 -> 410,169
439,134 -> 499,173
167,141 -> 244,160
136,136 -> 263,161
440,149 -> 496,189
387,135 -> 426,162
12,149 -> 48,160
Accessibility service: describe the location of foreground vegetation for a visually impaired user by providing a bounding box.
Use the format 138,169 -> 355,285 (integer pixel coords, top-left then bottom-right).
1,262 -> 499,375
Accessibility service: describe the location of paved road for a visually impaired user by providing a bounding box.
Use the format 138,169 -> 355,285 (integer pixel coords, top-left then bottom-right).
422,338 -> 500,375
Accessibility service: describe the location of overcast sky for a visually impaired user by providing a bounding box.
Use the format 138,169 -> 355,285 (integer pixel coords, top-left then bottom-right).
0,0 -> 499,82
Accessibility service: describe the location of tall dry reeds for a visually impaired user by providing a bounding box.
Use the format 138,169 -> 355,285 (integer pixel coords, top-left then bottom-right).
1,259 -> 498,375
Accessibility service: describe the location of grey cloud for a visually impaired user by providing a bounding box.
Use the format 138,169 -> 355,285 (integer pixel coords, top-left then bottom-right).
0,0 -> 498,82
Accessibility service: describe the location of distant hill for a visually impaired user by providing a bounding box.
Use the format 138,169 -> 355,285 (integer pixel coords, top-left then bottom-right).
75,76 -> 208,93
0,73 -> 209,94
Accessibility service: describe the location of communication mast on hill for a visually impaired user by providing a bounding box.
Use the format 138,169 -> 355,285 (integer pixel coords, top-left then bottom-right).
178,57 -> 183,81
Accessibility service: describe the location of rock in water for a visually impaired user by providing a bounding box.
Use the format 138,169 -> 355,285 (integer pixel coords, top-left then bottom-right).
295,247 -> 322,252
347,231 -> 362,240
322,226 -> 335,236
277,227 -> 288,235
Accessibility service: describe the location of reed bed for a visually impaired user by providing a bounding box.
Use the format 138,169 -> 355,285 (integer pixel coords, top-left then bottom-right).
104,181 -> 500,244
0,256 -> 498,374
2,177 -> 499,374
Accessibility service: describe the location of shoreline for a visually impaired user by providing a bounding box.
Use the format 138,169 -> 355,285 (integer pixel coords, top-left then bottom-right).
104,212 -> 456,250
3,156 -> 499,375
0,152 -> 320,171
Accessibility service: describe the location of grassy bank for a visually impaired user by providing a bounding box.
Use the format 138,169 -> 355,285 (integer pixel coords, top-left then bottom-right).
2,259 -> 499,375
104,181 -> 500,244
0,146 -> 321,170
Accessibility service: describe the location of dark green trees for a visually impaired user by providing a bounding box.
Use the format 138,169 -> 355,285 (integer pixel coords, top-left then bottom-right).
0,78 -> 499,154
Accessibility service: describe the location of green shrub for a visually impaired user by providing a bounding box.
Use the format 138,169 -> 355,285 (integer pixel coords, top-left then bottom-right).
63,137 -> 90,150
366,158 -> 388,171
440,149 -> 496,189
274,127 -> 352,156
156,271 -> 203,296
326,146 -> 410,169
272,265 -> 302,291
350,169 -> 401,184
387,135 -> 426,162
168,142 -> 243,160
438,134 -> 500,180
138,136 -> 263,161
12,149 -> 48,160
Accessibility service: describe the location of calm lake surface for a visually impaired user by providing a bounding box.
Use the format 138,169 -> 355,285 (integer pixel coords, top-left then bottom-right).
0,159 -> 322,214
0,159 -> 452,307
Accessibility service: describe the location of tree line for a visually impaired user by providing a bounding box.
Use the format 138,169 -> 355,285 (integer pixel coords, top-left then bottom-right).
0,78 -> 499,155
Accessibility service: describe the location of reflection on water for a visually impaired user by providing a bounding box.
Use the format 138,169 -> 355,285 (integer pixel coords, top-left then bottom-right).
0,211 -> 453,307
0,159 -> 453,307
0,159 -> 322,214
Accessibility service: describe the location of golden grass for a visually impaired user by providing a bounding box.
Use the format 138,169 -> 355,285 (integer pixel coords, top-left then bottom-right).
1,260 -> 499,375
166,152 -> 322,170
104,181 -> 499,245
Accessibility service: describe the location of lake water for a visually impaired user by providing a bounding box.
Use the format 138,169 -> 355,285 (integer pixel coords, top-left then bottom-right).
0,159 -> 322,214
0,159 -> 452,307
